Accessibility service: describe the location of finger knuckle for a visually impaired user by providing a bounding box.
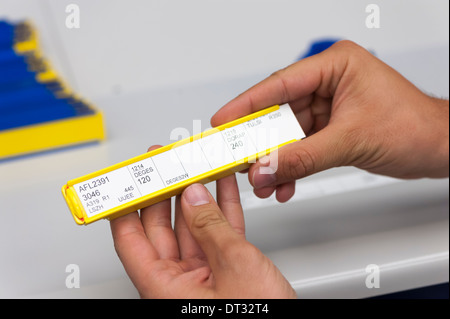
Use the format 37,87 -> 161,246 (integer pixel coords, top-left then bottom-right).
269,68 -> 285,78
279,147 -> 316,179
191,208 -> 227,233
331,40 -> 369,63
269,69 -> 290,102
332,39 -> 358,50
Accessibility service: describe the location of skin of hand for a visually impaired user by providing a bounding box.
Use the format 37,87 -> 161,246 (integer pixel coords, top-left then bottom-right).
211,40 -> 449,203
110,146 -> 296,299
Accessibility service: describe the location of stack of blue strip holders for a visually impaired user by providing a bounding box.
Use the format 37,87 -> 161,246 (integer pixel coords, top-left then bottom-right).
0,20 -> 104,159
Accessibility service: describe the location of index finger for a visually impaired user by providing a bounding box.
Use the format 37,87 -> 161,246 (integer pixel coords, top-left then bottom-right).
210,41 -> 351,127
110,212 -> 159,285
216,174 -> 245,237
210,59 -> 320,127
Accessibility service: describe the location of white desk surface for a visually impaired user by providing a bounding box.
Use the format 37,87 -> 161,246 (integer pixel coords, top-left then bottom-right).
0,47 -> 448,299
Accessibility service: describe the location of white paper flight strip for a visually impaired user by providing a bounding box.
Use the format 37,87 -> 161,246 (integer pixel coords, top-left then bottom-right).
74,104 -> 305,218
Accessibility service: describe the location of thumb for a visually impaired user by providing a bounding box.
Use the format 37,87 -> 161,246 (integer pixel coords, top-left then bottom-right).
250,126 -> 347,188
181,183 -> 244,270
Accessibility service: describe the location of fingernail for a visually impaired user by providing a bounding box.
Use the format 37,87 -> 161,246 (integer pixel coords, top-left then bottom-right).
184,184 -> 210,206
252,168 -> 277,189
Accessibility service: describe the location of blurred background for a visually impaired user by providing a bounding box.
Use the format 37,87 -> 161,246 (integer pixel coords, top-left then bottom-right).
0,0 -> 448,298
3,0 -> 449,101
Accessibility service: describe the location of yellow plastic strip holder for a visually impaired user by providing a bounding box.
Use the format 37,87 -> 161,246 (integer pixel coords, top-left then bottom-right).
62,104 -> 305,225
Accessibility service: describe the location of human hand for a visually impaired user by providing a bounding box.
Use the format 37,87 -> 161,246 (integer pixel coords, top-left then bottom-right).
110,146 -> 296,299
211,40 -> 449,203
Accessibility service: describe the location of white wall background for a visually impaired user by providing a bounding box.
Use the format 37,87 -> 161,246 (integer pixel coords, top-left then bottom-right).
1,0 -> 448,101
